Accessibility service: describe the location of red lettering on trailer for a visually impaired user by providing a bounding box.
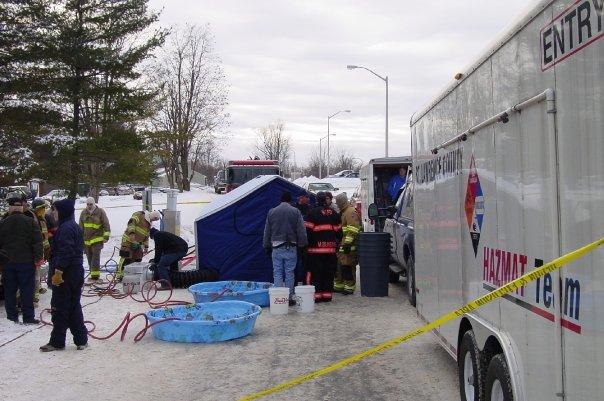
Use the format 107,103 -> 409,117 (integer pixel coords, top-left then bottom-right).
483,246 -> 526,296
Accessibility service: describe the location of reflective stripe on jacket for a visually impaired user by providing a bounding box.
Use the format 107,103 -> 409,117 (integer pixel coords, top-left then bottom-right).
305,206 -> 342,255
337,203 -> 361,266
79,206 -> 111,247
120,211 -> 150,249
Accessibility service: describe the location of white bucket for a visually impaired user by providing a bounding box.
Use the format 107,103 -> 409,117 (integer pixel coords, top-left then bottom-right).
295,285 -> 315,313
268,287 -> 290,315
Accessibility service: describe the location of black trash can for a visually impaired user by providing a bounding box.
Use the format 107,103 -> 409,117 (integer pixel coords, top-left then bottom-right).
358,232 -> 391,297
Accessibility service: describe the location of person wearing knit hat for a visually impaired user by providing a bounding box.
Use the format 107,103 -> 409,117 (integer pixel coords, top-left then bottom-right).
78,197 -> 111,282
333,193 -> 361,295
0,193 -> 44,324
116,209 -> 162,280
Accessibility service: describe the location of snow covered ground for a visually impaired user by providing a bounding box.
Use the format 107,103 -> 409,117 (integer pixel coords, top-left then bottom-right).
0,186 -> 459,401
1,188 -> 217,349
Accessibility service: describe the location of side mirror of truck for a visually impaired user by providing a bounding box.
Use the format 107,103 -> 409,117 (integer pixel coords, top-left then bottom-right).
368,203 -> 379,219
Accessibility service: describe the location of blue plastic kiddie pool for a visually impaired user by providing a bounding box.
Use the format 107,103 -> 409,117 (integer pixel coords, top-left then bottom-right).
146,301 -> 262,343
188,281 -> 273,307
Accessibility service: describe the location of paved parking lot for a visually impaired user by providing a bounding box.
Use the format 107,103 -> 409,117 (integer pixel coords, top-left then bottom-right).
1,279 -> 459,401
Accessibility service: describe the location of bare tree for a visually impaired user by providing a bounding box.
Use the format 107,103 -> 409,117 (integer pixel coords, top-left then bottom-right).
254,121 -> 291,166
148,24 -> 229,191
331,148 -> 363,173
305,145 -> 362,177
305,144 -> 327,178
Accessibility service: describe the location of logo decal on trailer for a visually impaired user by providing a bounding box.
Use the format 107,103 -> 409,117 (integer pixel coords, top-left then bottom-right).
465,155 -> 484,256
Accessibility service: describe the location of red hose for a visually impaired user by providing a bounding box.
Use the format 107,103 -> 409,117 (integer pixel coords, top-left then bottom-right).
39,279 -> 232,342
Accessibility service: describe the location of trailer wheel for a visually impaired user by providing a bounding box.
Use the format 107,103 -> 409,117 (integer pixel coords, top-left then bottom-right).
458,331 -> 484,401
388,269 -> 400,283
485,354 -> 513,401
405,254 -> 416,306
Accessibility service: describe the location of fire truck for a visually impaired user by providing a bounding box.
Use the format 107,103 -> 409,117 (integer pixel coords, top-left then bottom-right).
225,160 -> 280,193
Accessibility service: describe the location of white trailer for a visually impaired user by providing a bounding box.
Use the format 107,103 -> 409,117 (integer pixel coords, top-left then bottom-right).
410,1 -> 603,400
359,156 -> 412,232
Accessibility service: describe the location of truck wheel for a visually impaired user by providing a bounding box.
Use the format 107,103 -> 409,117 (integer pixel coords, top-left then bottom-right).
458,331 -> 484,401
485,354 -> 513,401
389,269 -> 400,283
405,254 -> 416,306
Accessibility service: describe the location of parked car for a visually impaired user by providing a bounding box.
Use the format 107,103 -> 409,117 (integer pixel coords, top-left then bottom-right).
99,189 -> 109,196
328,170 -> 354,178
133,191 -> 143,200
382,178 -> 415,306
302,182 -> 339,194
42,189 -> 70,203
8,185 -> 34,200
116,185 -> 134,195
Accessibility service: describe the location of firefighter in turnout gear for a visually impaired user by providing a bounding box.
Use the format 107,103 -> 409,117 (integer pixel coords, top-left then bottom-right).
333,193 -> 361,295
305,192 -> 342,303
116,210 -> 161,280
79,197 -> 110,282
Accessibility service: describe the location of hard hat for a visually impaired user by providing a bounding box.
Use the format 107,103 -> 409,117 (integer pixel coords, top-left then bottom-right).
32,197 -> 46,210
150,210 -> 162,221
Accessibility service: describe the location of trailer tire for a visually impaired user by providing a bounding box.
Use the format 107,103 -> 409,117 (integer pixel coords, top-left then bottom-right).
388,269 -> 400,283
458,330 -> 484,401
485,354 -> 513,401
405,254 -> 416,306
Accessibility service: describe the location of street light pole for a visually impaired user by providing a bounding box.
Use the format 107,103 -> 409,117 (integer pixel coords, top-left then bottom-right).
347,65 -> 389,157
319,133 -> 335,179
327,109 -> 351,176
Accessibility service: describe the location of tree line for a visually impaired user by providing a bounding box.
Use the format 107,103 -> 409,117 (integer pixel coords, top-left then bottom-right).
0,0 -> 229,196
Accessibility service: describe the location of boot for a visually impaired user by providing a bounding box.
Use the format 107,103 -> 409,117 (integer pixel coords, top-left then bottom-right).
333,281 -> 345,293
321,292 -> 333,302
40,343 -> 65,352
343,284 -> 356,295
76,344 -> 89,350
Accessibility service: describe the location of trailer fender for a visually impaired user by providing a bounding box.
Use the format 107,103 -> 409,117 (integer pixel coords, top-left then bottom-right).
465,313 -> 526,401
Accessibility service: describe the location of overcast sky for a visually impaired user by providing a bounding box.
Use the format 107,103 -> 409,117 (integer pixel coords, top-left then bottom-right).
149,0 -> 537,166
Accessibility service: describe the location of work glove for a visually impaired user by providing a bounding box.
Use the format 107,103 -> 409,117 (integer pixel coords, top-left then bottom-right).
341,244 -> 352,254
51,269 -> 64,286
130,242 -> 141,251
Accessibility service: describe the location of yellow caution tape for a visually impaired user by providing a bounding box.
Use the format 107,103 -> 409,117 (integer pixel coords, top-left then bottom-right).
240,236 -> 604,401
76,200 -> 211,210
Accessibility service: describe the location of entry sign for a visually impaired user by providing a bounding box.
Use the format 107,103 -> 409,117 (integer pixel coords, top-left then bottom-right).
541,0 -> 604,71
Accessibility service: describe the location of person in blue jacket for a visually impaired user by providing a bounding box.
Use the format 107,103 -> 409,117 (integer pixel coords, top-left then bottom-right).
40,198 -> 88,352
387,165 -> 408,203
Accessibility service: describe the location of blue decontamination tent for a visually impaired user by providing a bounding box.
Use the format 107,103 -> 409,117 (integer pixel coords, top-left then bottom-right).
195,175 -> 314,282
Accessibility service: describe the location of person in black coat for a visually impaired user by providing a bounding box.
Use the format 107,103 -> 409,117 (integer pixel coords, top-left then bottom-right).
0,192 -> 44,324
40,198 -> 88,352
149,228 -> 189,289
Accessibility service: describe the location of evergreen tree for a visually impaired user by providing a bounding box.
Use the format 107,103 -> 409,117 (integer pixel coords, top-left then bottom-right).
0,0 -> 166,196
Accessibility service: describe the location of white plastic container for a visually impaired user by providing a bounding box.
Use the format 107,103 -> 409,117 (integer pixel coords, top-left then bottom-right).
268,287 -> 290,315
295,285 -> 315,313
122,274 -> 141,294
